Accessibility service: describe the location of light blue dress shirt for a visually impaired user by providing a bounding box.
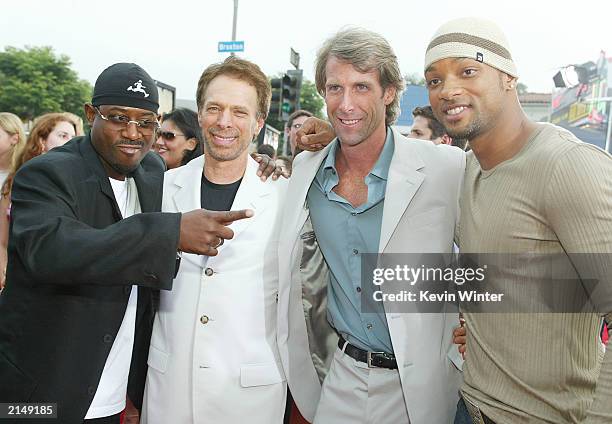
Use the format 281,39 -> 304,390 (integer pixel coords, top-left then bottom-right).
307,129 -> 395,353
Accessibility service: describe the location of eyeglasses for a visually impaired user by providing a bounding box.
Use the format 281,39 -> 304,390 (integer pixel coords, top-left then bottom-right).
158,130 -> 186,141
94,107 -> 159,135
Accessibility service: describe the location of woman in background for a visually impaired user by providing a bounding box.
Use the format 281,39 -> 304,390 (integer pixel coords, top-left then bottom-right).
154,108 -> 203,169
0,112 -> 79,289
0,113 -> 26,192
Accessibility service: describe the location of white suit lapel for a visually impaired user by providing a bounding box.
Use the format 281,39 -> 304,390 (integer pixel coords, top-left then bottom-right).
379,129 -> 425,252
170,155 -> 205,268
172,155 -> 204,213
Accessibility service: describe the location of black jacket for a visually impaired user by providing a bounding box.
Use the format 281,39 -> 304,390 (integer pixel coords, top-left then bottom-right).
0,134 -> 181,423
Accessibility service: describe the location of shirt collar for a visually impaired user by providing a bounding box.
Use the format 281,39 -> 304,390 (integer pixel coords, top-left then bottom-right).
369,128 -> 394,181
316,127 -> 395,190
322,139 -> 339,173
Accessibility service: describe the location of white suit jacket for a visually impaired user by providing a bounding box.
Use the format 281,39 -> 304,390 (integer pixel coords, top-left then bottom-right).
142,155 -> 288,424
277,128 -> 465,424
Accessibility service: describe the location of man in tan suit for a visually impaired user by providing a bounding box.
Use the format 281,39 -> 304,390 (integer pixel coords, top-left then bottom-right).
277,28 -> 465,424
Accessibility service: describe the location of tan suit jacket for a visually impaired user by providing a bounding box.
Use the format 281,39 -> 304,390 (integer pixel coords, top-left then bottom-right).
277,128 -> 465,424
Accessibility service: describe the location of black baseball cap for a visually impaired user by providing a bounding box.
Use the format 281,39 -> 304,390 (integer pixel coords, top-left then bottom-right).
92,63 -> 159,113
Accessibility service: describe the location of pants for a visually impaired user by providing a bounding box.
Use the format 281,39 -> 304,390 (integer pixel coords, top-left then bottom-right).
454,398 -> 495,424
454,398 -> 474,424
313,347 -> 410,424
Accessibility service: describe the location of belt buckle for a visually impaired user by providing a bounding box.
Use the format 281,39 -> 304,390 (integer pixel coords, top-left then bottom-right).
366,351 -> 384,368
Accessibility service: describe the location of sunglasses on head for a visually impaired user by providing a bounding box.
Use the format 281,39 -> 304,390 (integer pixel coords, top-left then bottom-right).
158,130 -> 186,141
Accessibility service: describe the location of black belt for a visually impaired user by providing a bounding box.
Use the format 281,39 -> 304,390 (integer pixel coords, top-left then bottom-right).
338,336 -> 397,369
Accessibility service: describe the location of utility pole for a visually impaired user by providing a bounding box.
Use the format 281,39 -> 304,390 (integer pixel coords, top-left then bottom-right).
232,0 -> 239,43
217,0 -> 243,56
606,100 -> 612,153
228,0 -> 239,56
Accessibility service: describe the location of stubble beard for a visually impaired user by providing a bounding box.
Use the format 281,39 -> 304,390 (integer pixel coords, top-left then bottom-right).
203,134 -> 249,162
446,118 -> 485,141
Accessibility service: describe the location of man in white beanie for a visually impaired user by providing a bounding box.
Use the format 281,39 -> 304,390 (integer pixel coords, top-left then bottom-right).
424,17 -> 612,424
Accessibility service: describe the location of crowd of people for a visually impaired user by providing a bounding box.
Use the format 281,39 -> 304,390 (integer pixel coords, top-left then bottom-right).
0,15 -> 610,424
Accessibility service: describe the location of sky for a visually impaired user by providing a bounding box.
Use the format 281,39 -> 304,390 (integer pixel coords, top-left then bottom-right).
2,0 -> 611,102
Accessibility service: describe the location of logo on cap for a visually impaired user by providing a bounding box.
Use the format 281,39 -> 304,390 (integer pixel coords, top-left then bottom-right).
127,80 -> 150,98
476,52 -> 484,63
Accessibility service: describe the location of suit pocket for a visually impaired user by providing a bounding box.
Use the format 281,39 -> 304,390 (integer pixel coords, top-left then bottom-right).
407,206 -> 447,230
240,362 -> 286,388
0,350 -> 37,401
147,345 -> 169,374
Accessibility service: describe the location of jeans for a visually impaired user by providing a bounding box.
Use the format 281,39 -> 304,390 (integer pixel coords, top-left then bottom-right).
454,397 -> 474,424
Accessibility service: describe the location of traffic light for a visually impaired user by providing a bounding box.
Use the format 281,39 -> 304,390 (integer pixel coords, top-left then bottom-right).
270,77 -> 283,120
280,69 -> 303,121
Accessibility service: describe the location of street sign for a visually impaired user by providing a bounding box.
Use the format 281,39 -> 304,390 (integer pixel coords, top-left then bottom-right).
290,48 -> 300,70
218,41 -> 245,53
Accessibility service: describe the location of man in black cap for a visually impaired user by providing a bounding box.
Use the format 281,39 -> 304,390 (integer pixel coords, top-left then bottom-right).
0,63 -> 253,423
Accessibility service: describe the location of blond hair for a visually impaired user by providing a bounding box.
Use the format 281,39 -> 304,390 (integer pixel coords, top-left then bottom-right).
0,112 -> 27,174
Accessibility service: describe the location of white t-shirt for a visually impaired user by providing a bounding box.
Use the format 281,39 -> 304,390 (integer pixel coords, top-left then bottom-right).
0,170 -> 9,191
85,177 -> 138,419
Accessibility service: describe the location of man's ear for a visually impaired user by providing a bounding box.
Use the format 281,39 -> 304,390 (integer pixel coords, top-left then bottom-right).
255,117 -> 265,137
84,103 -> 96,126
504,74 -> 518,91
383,86 -> 396,106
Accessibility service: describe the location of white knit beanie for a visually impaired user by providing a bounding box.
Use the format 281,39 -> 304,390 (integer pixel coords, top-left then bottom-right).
424,17 -> 518,78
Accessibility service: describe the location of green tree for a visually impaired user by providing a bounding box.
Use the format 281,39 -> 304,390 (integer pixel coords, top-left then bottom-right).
404,72 -> 426,86
0,46 -> 92,121
516,82 -> 528,94
299,79 -> 325,119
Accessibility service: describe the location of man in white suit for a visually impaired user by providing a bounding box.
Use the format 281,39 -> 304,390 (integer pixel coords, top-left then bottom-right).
142,56 -> 287,423
277,28 -> 464,424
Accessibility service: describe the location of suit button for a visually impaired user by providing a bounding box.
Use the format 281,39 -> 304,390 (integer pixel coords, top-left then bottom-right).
103,334 -> 113,343
200,315 -> 209,324
87,386 -> 96,395
204,268 -> 214,276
